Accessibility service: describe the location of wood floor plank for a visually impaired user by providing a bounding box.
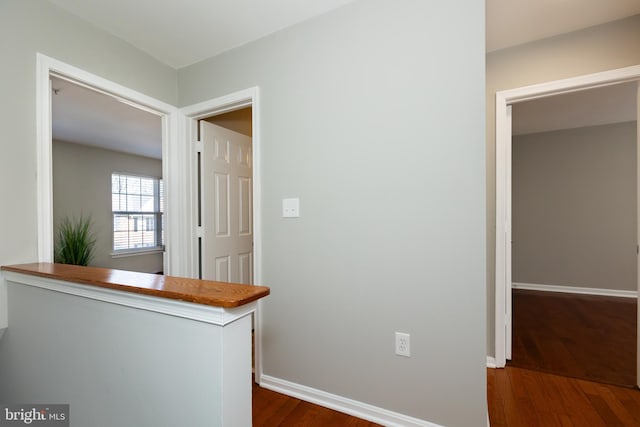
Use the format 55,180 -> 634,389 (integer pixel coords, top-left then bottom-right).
581,381 -> 637,426
610,387 -> 640,424
488,366 -> 640,427
252,384 -> 382,426
505,368 -> 543,426
510,289 -> 637,387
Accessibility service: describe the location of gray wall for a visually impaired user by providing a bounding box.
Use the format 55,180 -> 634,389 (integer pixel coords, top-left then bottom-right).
0,1 -> 487,426
0,0 -> 176,267
512,122 -> 637,291
179,1 -> 486,426
486,14 -> 640,356
53,140 -> 164,273
0,1 -> 175,423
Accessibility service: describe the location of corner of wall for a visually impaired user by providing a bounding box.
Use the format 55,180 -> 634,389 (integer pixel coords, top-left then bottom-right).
0,276 -> 7,337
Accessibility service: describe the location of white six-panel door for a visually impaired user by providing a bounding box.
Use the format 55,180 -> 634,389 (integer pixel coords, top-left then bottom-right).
200,121 -> 253,284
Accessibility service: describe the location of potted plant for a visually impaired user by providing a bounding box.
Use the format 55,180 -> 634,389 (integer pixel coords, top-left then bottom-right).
54,215 -> 96,266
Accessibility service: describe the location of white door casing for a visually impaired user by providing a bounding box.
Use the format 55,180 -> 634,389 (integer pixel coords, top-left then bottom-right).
494,64 -> 640,369
505,104 -> 513,361
35,54 -> 190,277
179,86 -> 263,382
200,121 -> 253,284
636,80 -> 640,388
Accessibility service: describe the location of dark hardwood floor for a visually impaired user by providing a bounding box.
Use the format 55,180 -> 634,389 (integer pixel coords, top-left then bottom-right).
488,366 -> 640,427
509,289 -> 637,387
252,382 -> 381,426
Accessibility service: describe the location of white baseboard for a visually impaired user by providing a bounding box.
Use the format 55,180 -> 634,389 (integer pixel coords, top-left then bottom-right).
486,356 -> 496,368
512,282 -> 637,298
258,375 -> 444,427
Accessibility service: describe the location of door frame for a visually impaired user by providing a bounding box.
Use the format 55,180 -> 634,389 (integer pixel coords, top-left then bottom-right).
494,64 -> 640,370
180,87 -> 263,380
35,53 -> 191,276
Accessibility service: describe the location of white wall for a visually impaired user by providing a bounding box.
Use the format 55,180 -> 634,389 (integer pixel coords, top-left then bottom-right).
486,14 -> 640,355
53,140 -> 164,273
512,122 -> 637,291
179,1 -> 486,425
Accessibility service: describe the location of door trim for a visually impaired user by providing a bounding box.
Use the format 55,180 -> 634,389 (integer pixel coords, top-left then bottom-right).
180,87 -> 263,380
636,80 -> 640,388
494,64 -> 640,369
35,53 -> 190,276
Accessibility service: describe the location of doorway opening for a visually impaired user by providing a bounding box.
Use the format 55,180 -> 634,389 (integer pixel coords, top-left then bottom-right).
36,54 -> 187,276
494,65 -> 640,387
509,89 -> 637,385
198,107 -> 253,284
180,87 -> 263,381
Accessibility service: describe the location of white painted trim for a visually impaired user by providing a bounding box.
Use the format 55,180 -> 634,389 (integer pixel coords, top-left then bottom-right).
498,65 -> 640,104
179,86 -> 264,381
512,282 -> 638,298
636,81 -> 640,389
0,277 -> 6,335
2,271 -> 255,326
505,105 -> 513,362
494,64 -> 640,369
259,375 -> 444,427
36,56 -> 53,264
486,356 -> 497,368
35,54 -> 191,277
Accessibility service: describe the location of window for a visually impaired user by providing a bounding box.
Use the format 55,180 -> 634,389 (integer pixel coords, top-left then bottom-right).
112,173 -> 164,253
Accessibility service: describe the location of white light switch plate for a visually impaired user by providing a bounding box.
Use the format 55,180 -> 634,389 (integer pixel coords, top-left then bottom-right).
282,198 -> 300,218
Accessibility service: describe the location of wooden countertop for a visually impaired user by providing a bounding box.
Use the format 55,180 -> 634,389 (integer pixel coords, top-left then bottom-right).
1,263 -> 269,308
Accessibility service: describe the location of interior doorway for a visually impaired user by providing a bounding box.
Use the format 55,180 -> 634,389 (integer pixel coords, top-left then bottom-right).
494,65 -> 640,387
199,108 -> 253,284
508,94 -> 638,385
35,54 -> 189,276
180,87 -> 263,381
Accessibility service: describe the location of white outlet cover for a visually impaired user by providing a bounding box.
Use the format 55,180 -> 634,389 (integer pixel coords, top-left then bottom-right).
282,198 -> 300,218
395,332 -> 411,357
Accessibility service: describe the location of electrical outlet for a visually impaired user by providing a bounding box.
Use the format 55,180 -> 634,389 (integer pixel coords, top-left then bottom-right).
395,332 -> 410,357
282,198 -> 300,218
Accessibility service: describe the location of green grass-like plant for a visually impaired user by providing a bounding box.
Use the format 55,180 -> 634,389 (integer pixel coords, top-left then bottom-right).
54,215 -> 96,266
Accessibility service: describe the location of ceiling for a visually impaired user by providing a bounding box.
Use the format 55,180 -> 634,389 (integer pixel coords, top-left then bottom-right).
47,0 -> 640,156
51,76 -> 162,159
46,0 -> 640,67
47,0 -> 357,69
512,82 -> 638,136
486,0 -> 640,52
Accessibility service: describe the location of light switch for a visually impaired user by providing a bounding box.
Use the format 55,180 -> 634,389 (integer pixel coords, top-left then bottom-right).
282,198 -> 300,218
